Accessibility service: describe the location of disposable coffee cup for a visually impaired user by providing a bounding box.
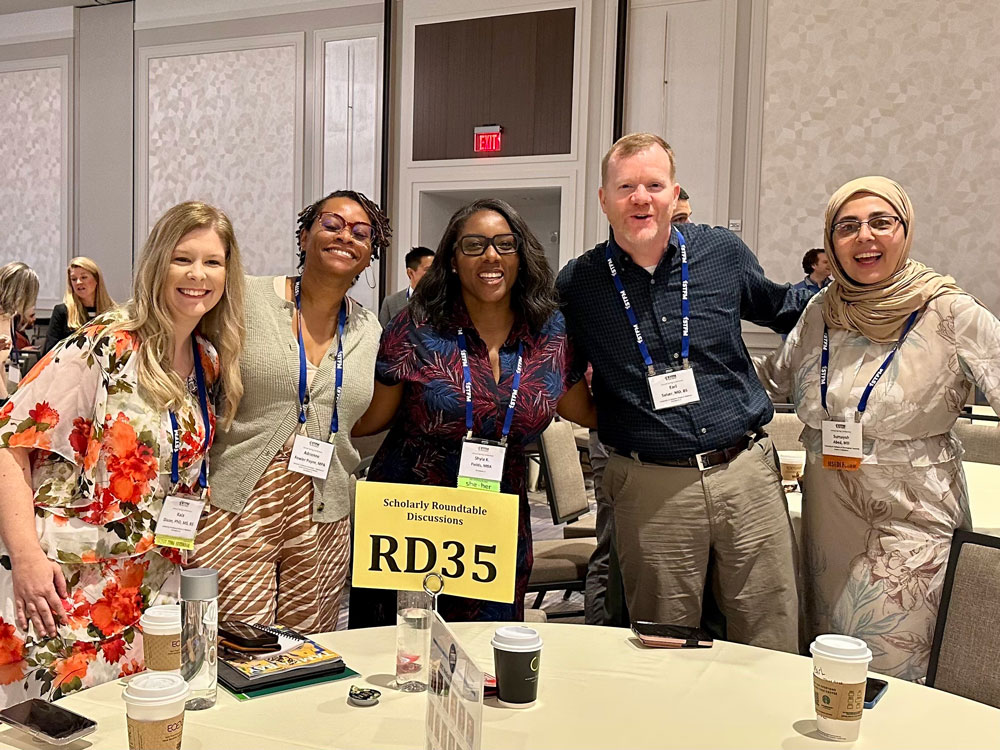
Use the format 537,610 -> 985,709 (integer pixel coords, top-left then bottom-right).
122,672 -> 189,750
491,626 -> 542,708
778,451 -> 804,483
140,605 -> 182,674
810,634 -> 872,741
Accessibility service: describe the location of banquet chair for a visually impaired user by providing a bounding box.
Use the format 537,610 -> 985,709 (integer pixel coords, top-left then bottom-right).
926,530 -> 1000,708
763,410 -> 802,451
952,420 -> 1000,465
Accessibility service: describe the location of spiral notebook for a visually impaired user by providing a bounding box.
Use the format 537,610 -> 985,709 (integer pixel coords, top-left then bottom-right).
218,624 -> 347,694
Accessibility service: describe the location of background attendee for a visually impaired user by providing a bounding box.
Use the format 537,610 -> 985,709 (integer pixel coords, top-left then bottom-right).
558,133 -> 810,653
0,262 -> 40,399
757,176 -> 1000,681
0,201 -> 244,705
793,248 -> 832,293
43,257 -> 116,354
350,198 -> 595,627
378,246 -> 434,327
671,186 -> 692,223
194,190 -> 389,634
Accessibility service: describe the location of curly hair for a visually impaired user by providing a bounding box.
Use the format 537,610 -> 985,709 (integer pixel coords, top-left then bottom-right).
408,198 -> 558,332
294,189 -> 391,269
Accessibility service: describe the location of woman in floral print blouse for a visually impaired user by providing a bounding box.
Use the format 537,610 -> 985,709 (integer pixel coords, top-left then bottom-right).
0,201 -> 245,705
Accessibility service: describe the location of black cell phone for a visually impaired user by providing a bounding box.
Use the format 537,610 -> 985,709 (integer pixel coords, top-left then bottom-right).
0,699 -> 97,745
864,676 -> 888,708
218,621 -> 280,649
631,621 -> 714,648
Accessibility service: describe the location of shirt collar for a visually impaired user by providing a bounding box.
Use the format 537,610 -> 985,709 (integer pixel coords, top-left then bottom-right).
608,228 -> 681,268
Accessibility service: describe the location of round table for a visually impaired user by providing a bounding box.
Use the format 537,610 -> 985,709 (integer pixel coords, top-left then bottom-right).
6,623 -> 997,749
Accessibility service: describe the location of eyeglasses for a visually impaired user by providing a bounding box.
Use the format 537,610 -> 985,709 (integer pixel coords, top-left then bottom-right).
317,212 -> 373,244
831,215 -> 904,239
456,234 -> 520,256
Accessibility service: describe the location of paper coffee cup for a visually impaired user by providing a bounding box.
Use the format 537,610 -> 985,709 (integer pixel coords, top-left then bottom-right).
491,626 -> 542,708
122,672 -> 189,750
140,605 -> 182,674
810,634 -> 872,742
778,451 -> 805,483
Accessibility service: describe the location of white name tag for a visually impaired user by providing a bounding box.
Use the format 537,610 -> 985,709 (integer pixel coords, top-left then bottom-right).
822,420 -> 862,458
288,433 -> 335,479
648,368 -> 700,410
458,438 -> 507,492
154,495 -> 206,550
7,362 -> 20,385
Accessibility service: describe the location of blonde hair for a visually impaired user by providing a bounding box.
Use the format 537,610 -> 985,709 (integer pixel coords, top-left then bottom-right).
111,201 -> 246,426
64,256 -> 115,328
601,132 -> 676,186
0,262 -> 40,319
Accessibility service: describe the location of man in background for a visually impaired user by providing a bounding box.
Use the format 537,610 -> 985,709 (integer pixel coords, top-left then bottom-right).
792,248 -> 831,293
378,246 -> 434,327
672,186 -> 693,223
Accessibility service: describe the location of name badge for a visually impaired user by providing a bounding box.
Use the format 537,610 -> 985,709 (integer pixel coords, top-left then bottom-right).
6,362 -> 20,385
648,367 -> 700,410
288,433 -> 335,479
154,495 -> 206,550
821,420 -> 862,471
458,438 -> 507,492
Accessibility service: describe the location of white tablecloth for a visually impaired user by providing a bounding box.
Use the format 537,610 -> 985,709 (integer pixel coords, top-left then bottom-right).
7,622 -> 996,749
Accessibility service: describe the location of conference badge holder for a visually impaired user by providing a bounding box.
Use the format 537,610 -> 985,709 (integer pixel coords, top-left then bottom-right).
458,437 -> 506,492
288,431 -> 335,479
821,419 -> 862,471
647,365 -> 700,411
155,492 -> 206,551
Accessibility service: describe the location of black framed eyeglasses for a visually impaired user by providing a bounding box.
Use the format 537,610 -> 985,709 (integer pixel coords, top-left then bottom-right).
456,233 -> 520,256
317,212 -> 373,244
831,215 -> 904,240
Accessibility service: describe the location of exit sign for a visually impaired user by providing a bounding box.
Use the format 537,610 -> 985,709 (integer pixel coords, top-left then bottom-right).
474,125 -> 502,153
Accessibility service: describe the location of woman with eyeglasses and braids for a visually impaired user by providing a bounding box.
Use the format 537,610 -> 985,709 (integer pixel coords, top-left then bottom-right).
193,190 -> 390,633
349,198 -> 596,627
756,176 -> 1000,682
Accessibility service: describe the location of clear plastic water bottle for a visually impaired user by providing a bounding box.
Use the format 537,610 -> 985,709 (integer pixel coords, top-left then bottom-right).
180,568 -> 218,710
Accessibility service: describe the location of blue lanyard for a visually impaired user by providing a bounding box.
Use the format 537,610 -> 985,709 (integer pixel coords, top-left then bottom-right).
168,336 -> 211,489
457,327 -> 524,445
294,278 -> 347,440
606,228 -> 690,373
821,309 -> 919,418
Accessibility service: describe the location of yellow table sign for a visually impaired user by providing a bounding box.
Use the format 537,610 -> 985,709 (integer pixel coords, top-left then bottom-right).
352,482 -> 518,603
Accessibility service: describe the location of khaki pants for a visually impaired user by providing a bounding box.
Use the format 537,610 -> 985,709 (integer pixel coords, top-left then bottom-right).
605,435 -> 799,653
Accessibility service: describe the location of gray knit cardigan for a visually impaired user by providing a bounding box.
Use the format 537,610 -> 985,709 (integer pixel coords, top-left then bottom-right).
208,275 -> 380,522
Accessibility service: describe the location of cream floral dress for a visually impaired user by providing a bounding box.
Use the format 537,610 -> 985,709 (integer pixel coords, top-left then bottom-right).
758,290 -> 1000,681
0,320 -> 217,704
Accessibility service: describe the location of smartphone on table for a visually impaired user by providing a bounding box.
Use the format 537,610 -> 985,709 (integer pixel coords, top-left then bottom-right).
864,676 -> 888,708
0,698 -> 97,745
631,621 -> 714,648
218,621 -> 281,652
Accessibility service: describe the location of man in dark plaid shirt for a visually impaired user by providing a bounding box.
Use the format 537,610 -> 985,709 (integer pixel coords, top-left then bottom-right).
557,133 -> 812,652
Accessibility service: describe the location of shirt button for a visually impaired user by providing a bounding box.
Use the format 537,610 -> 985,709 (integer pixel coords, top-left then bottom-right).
650,279 -> 655,285
661,316 -> 667,323
701,428 -> 707,434
673,353 -> 680,359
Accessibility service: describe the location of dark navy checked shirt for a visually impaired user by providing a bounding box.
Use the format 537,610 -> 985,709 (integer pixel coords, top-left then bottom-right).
556,223 -> 813,459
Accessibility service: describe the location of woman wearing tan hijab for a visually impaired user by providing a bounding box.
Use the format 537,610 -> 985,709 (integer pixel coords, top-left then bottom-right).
758,176 -> 1000,682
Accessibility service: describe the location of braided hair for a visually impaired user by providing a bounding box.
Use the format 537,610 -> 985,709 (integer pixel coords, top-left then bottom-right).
294,189 -> 392,268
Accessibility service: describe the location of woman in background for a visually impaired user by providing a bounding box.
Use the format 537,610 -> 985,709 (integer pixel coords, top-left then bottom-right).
43,257 -> 116,353
757,176 -> 1000,681
0,201 -> 244,704
0,262 -> 40,400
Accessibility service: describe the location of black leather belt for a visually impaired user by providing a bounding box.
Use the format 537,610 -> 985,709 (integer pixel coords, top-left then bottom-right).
612,431 -> 765,471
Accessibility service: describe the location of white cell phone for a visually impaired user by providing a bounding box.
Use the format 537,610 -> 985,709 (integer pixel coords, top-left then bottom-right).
0,698 -> 97,745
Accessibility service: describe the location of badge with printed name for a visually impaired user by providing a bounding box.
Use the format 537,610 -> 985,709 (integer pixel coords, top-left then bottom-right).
288,433 -> 335,479
6,362 -> 20,385
154,495 -> 207,550
647,367 -> 700,410
821,419 -> 862,471
458,438 -> 507,492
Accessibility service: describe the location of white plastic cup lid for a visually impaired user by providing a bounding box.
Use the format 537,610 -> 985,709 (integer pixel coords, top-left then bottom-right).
122,672 -> 189,706
491,626 -> 542,652
810,634 -> 872,663
140,605 -> 181,626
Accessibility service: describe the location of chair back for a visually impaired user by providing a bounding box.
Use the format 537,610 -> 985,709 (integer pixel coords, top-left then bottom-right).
952,420 -> 1000,465
764,411 -> 802,451
926,529 -> 1000,707
539,420 -> 590,524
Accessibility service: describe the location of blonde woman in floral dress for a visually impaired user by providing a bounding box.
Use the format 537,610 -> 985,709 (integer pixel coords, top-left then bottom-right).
757,177 -> 1000,682
0,202 -> 245,705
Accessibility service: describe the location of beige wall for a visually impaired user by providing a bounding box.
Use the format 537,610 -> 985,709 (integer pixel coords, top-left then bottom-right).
755,0 -> 1000,313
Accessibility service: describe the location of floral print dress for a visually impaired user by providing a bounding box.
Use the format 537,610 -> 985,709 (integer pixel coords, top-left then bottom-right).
757,291 -> 1000,681
0,321 -> 217,705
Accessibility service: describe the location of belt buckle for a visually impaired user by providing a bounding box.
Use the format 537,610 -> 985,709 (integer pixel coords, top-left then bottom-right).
695,451 -> 711,472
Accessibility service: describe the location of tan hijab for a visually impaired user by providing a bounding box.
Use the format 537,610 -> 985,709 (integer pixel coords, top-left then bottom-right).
821,176 -> 964,343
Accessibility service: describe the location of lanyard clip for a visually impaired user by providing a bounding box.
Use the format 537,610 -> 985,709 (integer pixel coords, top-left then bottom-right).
465,430 -> 474,441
